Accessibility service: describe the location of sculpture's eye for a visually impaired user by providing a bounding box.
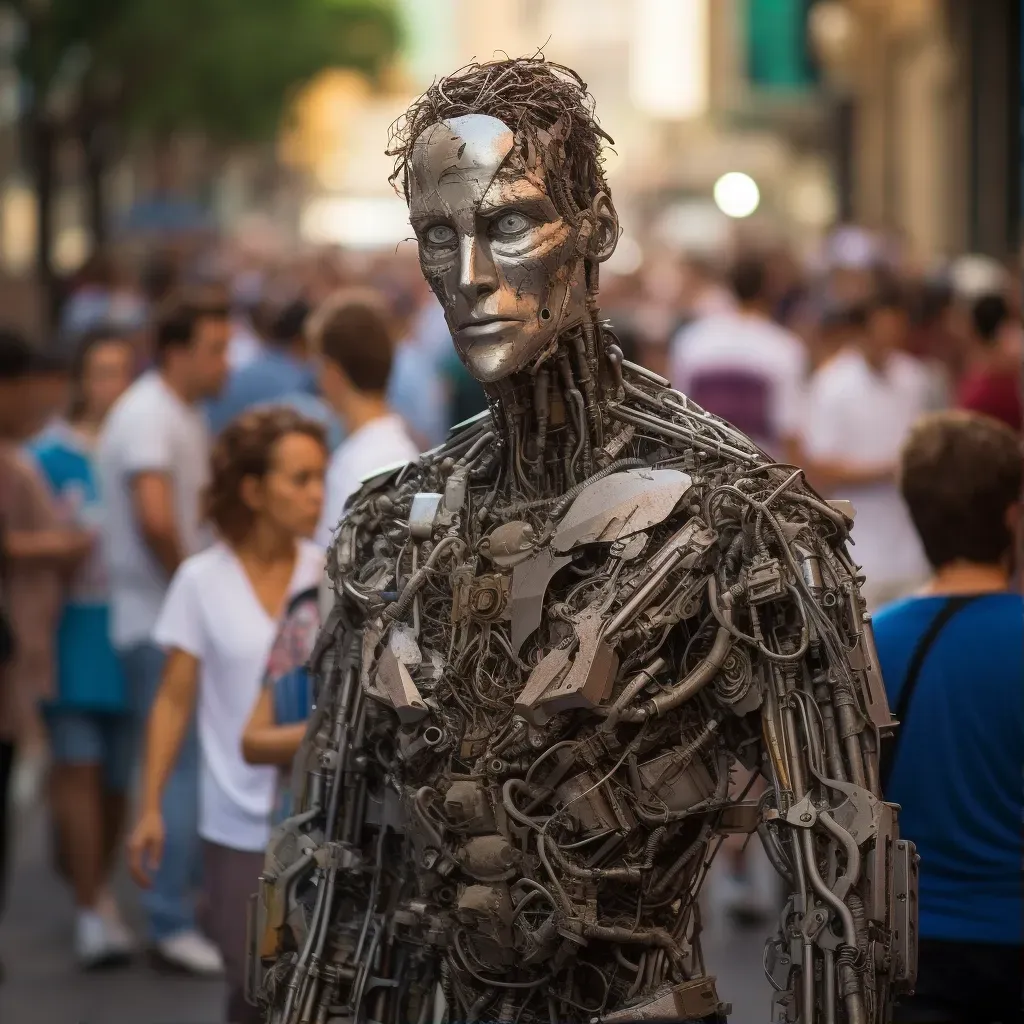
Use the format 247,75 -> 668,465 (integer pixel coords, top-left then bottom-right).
493,212 -> 530,236
425,224 -> 457,247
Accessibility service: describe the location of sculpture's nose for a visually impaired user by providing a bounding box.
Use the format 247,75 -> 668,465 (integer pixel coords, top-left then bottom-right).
458,233 -> 498,305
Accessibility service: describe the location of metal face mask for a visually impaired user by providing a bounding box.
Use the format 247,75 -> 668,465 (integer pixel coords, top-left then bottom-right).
408,114 -> 588,383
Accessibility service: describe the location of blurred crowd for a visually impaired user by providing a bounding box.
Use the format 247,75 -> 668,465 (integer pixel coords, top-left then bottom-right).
0,223 -> 1019,1023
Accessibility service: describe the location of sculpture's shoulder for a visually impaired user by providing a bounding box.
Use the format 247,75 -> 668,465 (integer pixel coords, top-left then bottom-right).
617,360 -> 852,549
620,359 -> 768,466
326,410 -> 498,587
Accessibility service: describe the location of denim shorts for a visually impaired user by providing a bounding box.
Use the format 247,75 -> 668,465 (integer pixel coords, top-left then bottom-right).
42,707 -> 134,792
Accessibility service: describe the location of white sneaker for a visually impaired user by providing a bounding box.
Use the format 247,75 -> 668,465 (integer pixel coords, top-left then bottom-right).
155,930 -> 224,976
76,909 -> 132,969
95,891 -> 136,954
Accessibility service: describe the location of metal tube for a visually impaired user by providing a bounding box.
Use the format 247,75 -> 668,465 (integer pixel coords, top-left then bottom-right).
605,550 -> 686,635
617,630 -> 731,722
843,733 -> 868,790
823,949 -> 837,1024
798,829 -> 857,947
817,810 -> 862,897
789,834 -> 815,1024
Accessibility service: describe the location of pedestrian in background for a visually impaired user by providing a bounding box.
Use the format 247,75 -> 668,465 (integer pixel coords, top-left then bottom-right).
310,290 -> 419,549
873,411 -> 1022,1024
0,331 -> 93,979
29,329 -> 137,967
207,297 -> 329,437
799,287 -> 932,608
97,295 -> 230,975
128,408 -> 326,1024
670,254 -> 807,462
243,300 -> 344,451
956,293 -> 1022,432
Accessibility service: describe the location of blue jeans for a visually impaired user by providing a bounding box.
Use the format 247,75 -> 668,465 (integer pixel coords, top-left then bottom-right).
121,641 -> 201,943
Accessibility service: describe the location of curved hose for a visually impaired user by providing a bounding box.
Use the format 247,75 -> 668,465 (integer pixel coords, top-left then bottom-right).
384,535 -> 464,622
548,458 -> 648,519
456,430 -> 496,468
616,627 -> 731,722
581,922 -> 683,959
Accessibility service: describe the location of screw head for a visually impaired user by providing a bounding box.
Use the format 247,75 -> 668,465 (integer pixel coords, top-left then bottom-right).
800,812 -> 813,823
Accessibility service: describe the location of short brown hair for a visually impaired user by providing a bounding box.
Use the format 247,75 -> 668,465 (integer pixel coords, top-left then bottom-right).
900,411 -> 1022,568
308,288 -> 395,393
154,287 -> 229,362
204,407 -> 326,544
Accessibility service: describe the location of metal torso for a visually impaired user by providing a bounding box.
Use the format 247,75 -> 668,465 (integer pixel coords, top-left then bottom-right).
253,356 -> 917,1024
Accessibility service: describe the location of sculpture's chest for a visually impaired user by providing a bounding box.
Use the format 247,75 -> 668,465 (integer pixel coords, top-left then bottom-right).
368,464 -> 703,745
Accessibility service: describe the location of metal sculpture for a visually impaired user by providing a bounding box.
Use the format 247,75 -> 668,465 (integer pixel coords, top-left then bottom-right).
250,57 -> 917,1024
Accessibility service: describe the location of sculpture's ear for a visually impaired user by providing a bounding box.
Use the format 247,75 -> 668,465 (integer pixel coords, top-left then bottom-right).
586,192 -> 619,263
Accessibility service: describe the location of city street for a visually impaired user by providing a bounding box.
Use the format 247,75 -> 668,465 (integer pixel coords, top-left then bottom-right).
0,798 -> 773,1024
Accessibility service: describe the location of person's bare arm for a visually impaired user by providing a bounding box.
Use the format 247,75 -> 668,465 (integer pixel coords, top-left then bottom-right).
242,687 -> 308,766
140,648 -> 198,817
132,472 -> 183,577
785,437 -> 894,493
802,458 -> 895,493
4,528 -> 93,569
127,647 -> 198,886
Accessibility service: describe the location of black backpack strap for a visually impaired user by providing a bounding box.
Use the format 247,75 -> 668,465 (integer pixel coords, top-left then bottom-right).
879,595 -> 982,791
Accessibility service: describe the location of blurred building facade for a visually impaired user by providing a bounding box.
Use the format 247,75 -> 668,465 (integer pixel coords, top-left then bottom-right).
813,0 -> 1020,265
285,0 -> 1020,266
0,0 -> 1019,300
287,0 -> 840,258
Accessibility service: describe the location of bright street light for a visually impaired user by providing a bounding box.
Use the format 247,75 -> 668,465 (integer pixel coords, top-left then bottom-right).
713,172 -> 761,219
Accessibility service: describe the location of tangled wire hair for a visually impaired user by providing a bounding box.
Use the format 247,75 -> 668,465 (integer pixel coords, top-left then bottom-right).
388,56 -> 613,223
204,407 -> 326,545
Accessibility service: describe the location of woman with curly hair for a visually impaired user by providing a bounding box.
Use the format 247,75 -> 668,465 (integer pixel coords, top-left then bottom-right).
127,407 -> 326,1024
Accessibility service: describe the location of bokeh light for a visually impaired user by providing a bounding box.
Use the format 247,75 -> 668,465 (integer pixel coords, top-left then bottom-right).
713,172 -> 761,219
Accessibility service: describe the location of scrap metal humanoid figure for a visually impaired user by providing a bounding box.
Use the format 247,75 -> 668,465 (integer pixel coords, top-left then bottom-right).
251,58 -> 917,1024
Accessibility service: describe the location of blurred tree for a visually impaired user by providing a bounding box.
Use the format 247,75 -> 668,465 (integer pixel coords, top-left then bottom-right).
12,0 -> 400,325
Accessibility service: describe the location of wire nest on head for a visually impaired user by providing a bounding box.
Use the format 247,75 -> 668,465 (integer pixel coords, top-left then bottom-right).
387,56 -> 614,222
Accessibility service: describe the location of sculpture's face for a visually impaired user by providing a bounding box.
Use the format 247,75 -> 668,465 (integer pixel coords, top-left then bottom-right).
408,114 -> 599,383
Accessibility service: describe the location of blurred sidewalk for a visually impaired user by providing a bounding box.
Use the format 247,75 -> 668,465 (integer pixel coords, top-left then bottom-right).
0,800 -> 772,1024
0,800 -> 223,1024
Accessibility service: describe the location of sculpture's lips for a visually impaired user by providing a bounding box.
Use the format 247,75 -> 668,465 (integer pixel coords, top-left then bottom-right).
455,317 -> 523,337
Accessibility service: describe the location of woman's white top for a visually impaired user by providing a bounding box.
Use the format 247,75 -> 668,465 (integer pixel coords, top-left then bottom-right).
154,539 -> 324,851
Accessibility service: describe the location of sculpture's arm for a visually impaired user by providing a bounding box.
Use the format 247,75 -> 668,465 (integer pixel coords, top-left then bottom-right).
745,533 -> 918,1024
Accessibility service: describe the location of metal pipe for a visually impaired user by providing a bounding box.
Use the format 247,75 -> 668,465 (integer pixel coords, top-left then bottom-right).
798,829 -> 857,947
817,810 -> 862,899
788,831 -> 814,1024
617,630 -> 731,722
823,949 -> 837,1024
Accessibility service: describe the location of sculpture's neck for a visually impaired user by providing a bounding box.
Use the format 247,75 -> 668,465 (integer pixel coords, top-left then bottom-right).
482,310 -> 624,498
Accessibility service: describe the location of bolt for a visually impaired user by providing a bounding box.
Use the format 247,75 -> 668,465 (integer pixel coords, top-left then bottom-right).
800,812 -> 813,823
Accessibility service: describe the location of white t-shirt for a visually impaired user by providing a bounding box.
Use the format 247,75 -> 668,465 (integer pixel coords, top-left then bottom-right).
316,413 -> 419,548
670,311 -> 808,460
801,348 -> 931,591
153,539 -> 324,851
97,371 -> 213,649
